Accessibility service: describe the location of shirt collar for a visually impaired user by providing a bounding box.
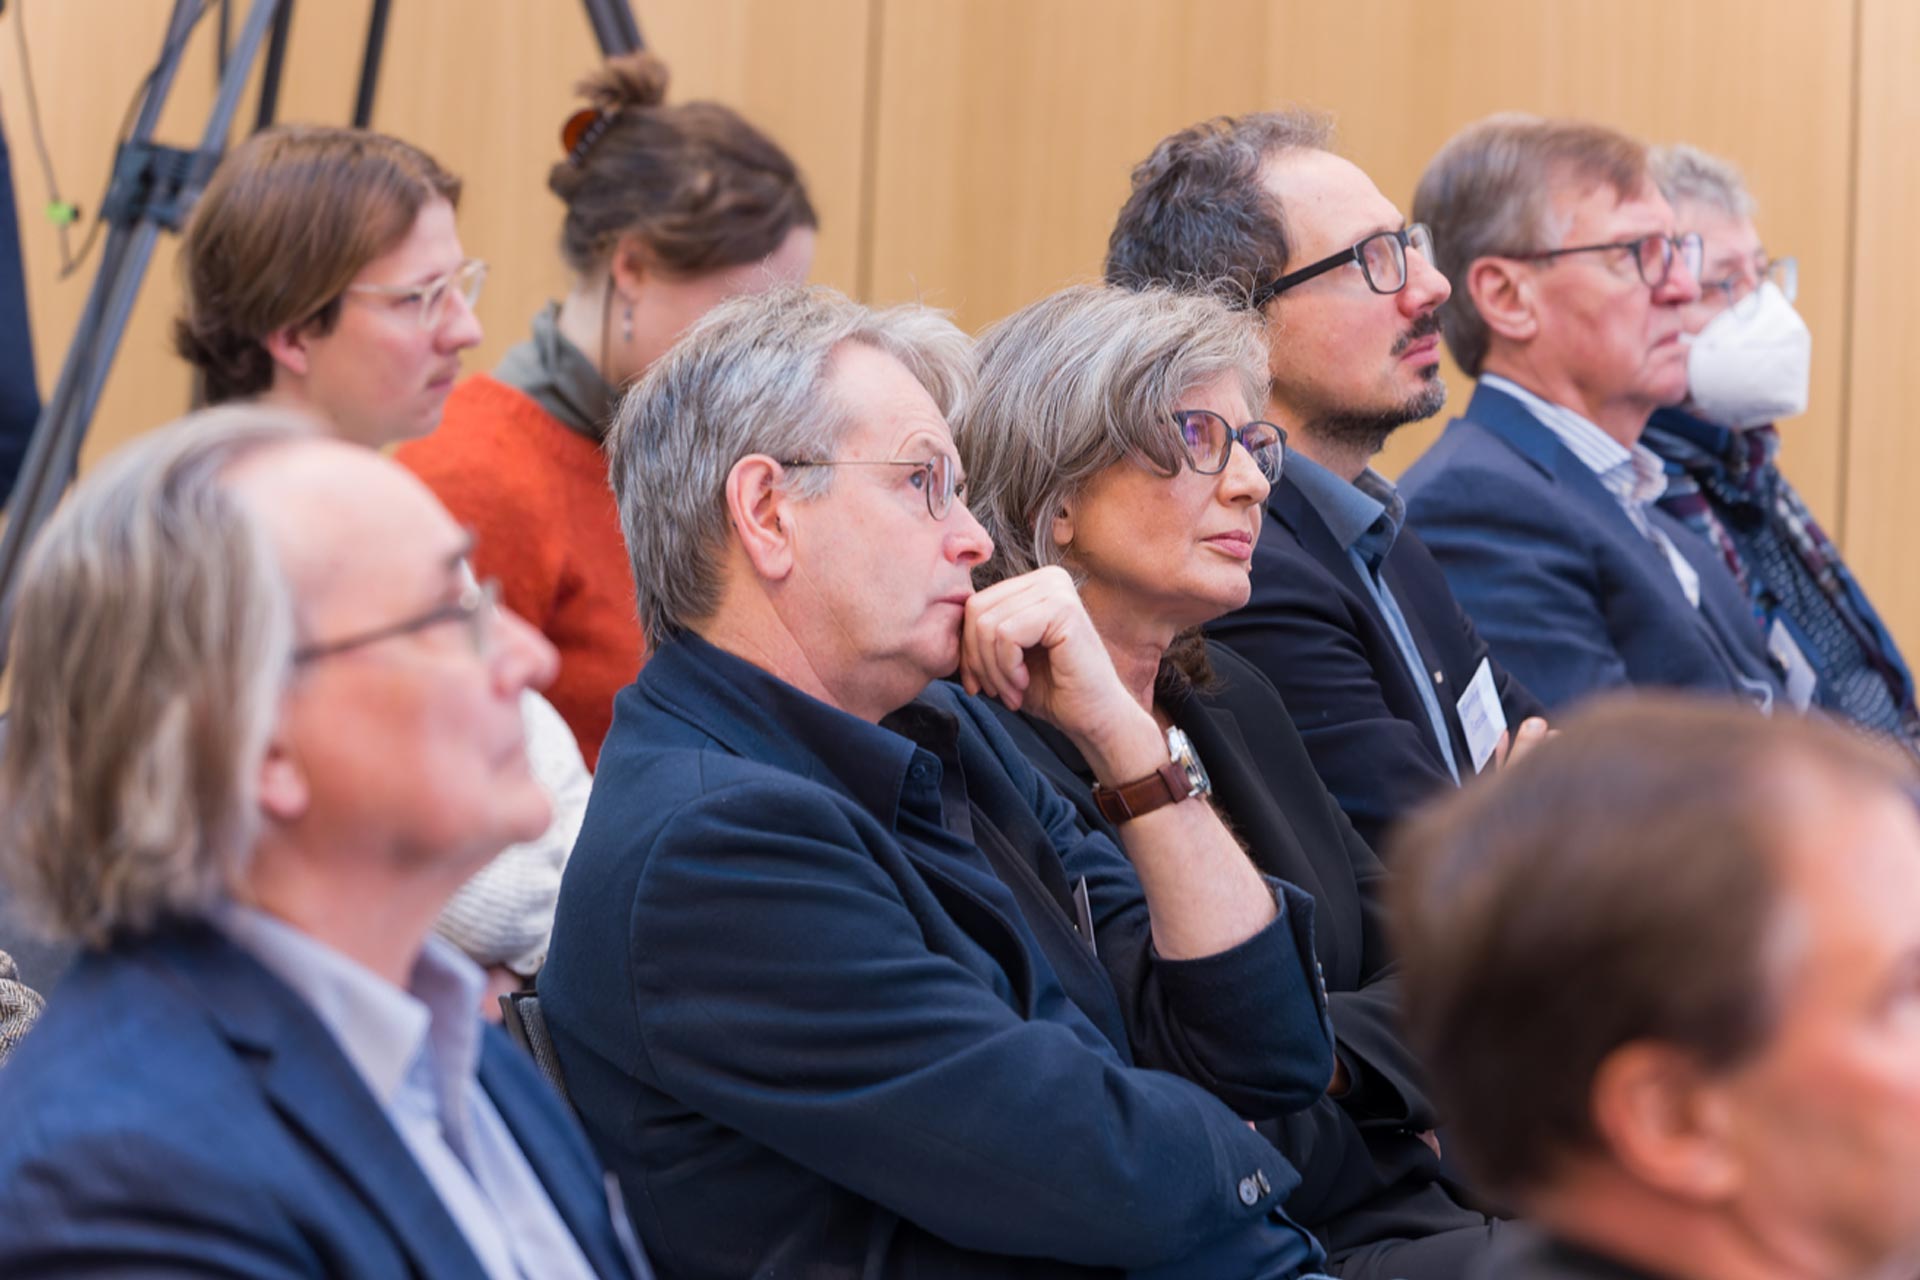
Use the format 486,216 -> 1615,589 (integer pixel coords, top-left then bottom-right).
1480,373 -> 1669,506
641,633 -> 933,833
1284,450 -> 1405,567
216,903 -> 485,1110
492,302 -> 621,443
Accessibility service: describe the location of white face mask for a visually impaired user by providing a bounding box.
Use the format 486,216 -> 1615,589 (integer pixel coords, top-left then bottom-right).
1683,281 -> 1812,429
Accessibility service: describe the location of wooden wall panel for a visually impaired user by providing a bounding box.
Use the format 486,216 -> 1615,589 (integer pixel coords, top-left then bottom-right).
0,0 -> 872,466
867,0 -> 1855,530
2,0 -> 1904,651
1843,0 -> 1919,653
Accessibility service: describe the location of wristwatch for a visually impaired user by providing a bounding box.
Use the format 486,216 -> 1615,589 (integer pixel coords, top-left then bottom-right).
1091,727 -> 1212,824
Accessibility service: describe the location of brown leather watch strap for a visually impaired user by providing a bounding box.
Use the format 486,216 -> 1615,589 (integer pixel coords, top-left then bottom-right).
1092,759 -> 1193,824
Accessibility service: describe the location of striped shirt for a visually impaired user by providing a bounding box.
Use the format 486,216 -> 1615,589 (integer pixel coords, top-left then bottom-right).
1479,374 -> 1700,608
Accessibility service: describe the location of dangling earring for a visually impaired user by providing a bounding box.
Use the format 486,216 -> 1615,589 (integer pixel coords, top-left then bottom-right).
621,303 -> 634,345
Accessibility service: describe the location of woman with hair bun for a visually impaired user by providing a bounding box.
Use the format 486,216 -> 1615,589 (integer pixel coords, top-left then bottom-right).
399,51 -> 818,767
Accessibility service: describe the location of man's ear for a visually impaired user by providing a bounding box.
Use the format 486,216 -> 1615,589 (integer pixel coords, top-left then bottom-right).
726,455 -> 797,582
256,726 -> 310,825
1466,256 -> 1540,345
1590,1041 -> 1743,1205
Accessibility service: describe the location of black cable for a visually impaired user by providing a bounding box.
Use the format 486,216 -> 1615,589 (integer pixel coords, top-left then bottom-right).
10,0 -> 213,280
8,0 -> 74,273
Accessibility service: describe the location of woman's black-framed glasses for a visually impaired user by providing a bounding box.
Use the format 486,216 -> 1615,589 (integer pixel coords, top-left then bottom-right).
294,570 -> 501,664
1250,223 -> 1436,309
1510,231 -> 1704,290
776,454 -> 965,520
1171,411 -> 1286,482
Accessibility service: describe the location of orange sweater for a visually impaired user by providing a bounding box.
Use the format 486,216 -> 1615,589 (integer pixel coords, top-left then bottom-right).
398,375 -> 642,768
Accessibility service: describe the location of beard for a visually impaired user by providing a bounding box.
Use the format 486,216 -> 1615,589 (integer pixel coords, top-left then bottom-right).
1301,313 -> 1449,459
1305,368 -> 1448,458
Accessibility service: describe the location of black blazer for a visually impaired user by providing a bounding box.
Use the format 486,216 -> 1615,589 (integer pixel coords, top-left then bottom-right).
991,642 -> 1491,1262
1207,473 -> 1547,851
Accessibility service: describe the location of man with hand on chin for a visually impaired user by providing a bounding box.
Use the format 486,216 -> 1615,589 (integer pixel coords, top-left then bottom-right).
541,285 -> 1340,1280
1402,115 -> 1782,713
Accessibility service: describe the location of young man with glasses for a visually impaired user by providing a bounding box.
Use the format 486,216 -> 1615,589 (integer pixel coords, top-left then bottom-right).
1640,143 -> 1920,753
0,408 -> 648,1278
1106,111 -> 1551,864
1399,114 -> 1783,712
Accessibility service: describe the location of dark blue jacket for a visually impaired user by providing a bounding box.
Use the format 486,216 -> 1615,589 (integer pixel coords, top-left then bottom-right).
1400,382 -> 1782,711
0,923 -> 638,1279
1208,473 -> 1547,851
542,634 -> 1336,1279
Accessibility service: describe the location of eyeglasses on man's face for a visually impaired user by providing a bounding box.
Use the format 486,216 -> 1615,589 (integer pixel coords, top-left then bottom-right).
1511,231 -> 1704,290
1171,410 -> 1287,483
294,566 -> 501,665
1700,254 -> 1798,316
1250,223 -> 1436,308
345,258 -> 488,331
776,452 -> 967,520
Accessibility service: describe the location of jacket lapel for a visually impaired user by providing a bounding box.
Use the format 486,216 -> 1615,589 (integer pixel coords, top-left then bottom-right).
153,928 -> 485,1280
1272,477 -> 1458,766
479,1035 -> 638,1279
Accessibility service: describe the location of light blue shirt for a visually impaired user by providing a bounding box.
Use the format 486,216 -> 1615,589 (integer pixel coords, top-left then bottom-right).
1286,451 -> 1462,783
1478,374 -> 1700,607
219,906 -> 604,1280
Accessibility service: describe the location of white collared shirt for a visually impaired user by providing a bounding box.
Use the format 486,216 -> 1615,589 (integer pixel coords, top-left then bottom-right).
219,906 -> 602,1280
1480,374 -> 1700,608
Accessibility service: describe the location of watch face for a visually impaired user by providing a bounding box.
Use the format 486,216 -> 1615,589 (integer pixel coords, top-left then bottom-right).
1165,727 -> 1212,798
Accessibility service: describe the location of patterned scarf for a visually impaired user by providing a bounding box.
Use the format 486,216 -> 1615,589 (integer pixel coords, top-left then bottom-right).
1645,407 -> 1916,728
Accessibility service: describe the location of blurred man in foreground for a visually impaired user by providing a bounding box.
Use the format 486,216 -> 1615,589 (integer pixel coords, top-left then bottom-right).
1394,695 -> 1920,1280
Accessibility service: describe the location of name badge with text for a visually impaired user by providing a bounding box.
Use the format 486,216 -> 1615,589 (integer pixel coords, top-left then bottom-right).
1456,658 -> 1508,774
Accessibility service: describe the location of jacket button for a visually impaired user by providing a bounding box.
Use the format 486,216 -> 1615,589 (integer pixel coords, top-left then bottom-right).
1255,1169 -> 1272,1196
1238,1175 -> 1261,1206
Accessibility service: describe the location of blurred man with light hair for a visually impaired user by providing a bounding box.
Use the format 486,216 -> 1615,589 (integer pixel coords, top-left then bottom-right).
1393,695 -> 1920,1280
543,284 -> 1341,1279
0,407 -> 645,1279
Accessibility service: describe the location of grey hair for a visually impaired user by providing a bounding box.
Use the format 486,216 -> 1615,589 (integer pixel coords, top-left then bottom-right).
1413,113 -> 1649,376
956,283 -> 1269,587
1650,143 -> 1756,221
1,406 -> 316,945
610,284 -> 975,651
1104,108 -> 1334,304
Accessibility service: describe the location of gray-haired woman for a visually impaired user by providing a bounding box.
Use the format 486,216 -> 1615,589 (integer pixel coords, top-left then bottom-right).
956,282 -> 1506,1280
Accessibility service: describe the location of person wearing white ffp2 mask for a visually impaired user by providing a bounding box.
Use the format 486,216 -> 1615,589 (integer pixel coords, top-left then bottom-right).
1642,142 -> 1920,754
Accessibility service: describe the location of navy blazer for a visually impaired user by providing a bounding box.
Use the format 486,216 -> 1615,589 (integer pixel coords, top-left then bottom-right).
0,923 -> 637,1279
1208,473 -> 1547,851
1400,382 -> 1782,712
543,634 -> 1335,1280
994,642 -> 1497,1270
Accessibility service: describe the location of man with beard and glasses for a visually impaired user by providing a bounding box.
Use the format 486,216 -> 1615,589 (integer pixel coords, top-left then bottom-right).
1106,110 -> 1549,852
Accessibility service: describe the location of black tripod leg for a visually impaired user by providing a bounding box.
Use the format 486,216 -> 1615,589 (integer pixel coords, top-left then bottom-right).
0,0 -> 288,665
581,0 -> 644,56
351,0 -> 389,128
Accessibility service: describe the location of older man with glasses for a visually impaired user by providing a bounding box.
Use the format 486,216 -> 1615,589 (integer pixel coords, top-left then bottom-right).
0,407 -> 647,1277
1399,114 -> 1782,713
540,284 -> 1342,1279
1640,143 -> 1920,754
